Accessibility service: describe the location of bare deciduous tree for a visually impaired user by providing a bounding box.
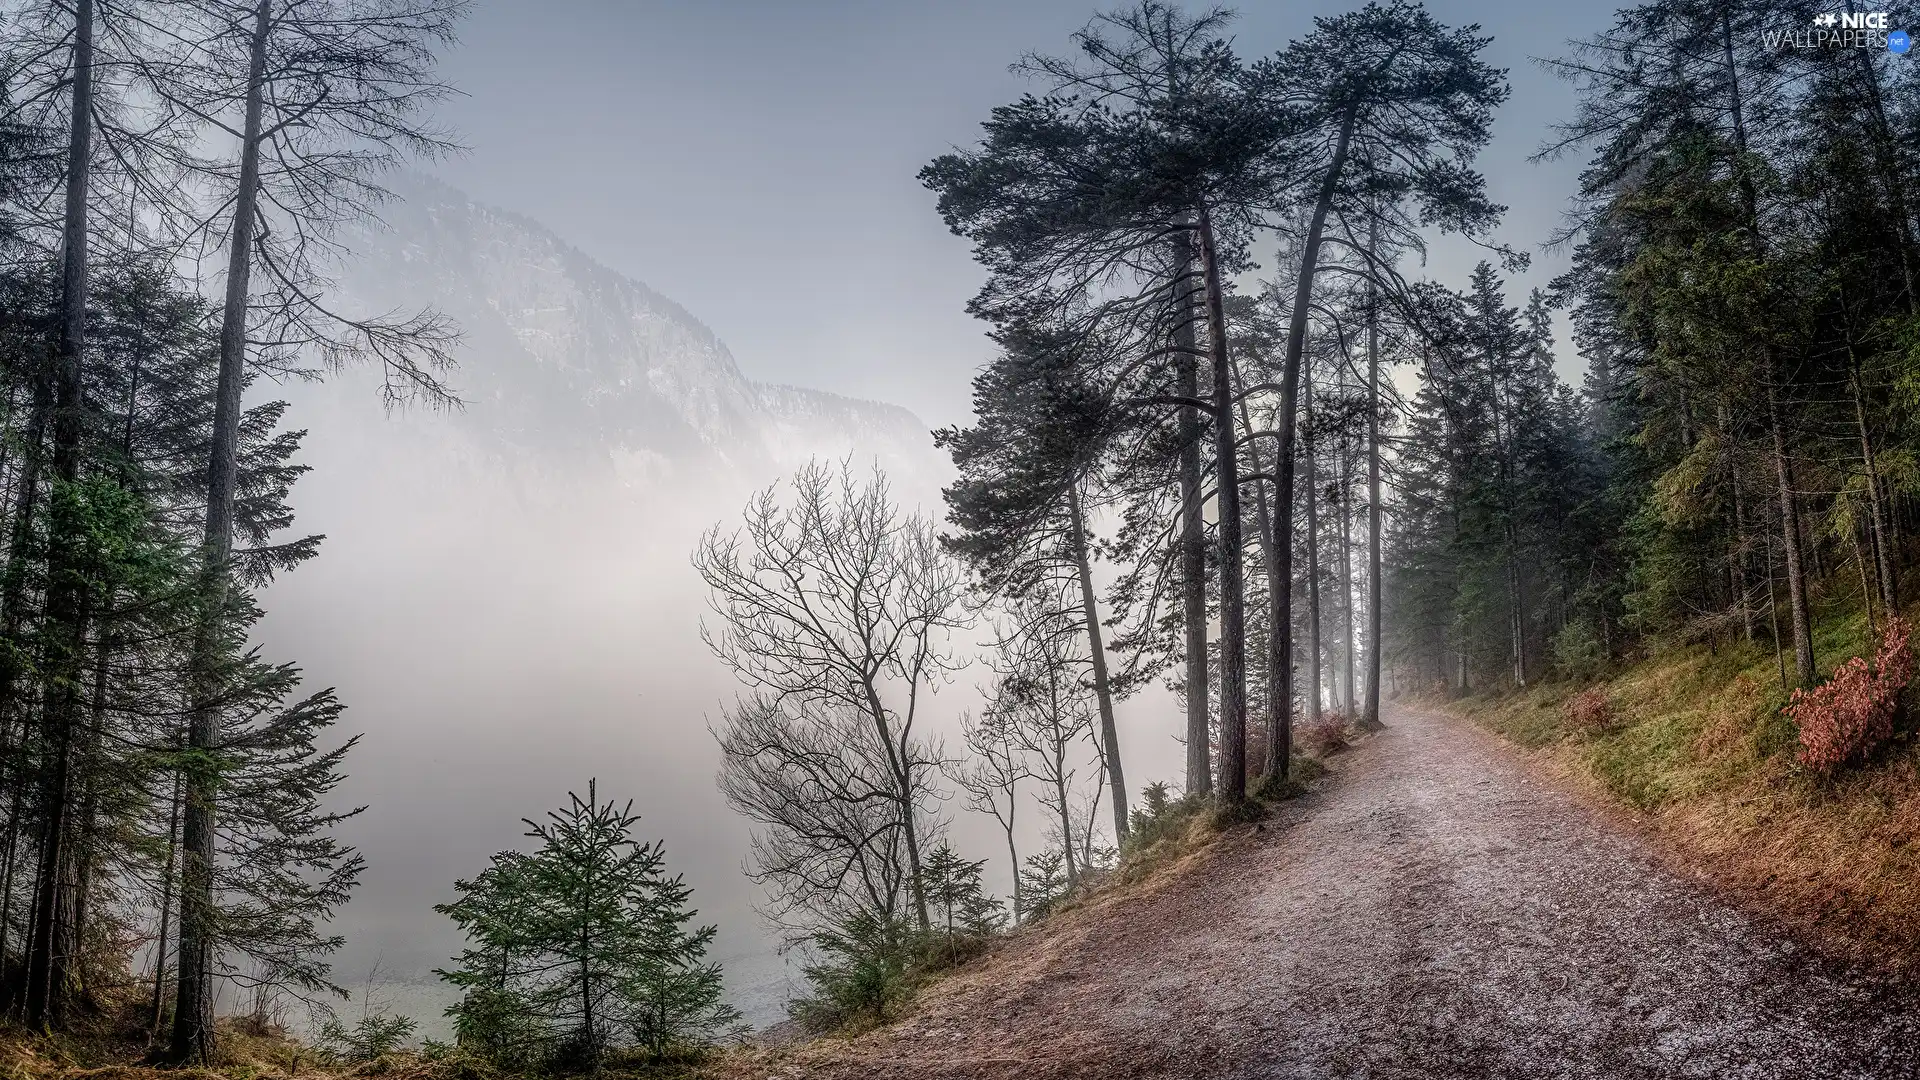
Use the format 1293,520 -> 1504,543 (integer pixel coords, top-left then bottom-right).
949,709 -> 1026,921
714,694 -> 934,938
989,592 -> 1101,892
695,459 -> 970,932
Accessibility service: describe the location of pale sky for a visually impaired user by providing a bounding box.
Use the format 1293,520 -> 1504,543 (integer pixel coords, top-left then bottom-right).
425,0 -> 1610,429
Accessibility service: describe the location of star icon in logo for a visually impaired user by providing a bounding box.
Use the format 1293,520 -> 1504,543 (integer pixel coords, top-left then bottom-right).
1814,11 -> 1839,25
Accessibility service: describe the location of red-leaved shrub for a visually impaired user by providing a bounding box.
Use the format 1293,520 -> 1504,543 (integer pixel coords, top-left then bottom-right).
1566,687 -> 1615,733
1789,617 -> 1916,773
1298,717 -> 1351,757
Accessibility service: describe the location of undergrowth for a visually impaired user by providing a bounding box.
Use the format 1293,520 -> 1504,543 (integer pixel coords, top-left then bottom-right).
785,918 -> 995,1036
1449,601 -> 1920,960
784,731 -> 1355,1042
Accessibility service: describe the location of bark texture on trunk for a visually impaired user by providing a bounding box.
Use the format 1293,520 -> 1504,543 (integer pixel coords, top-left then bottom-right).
1267,105 -> 1357,788
1197,205 -> 1247,803
1066,482 -> 1126,842
1173,232 -> 1211,799
172,2 -> 271,1061
1768,388 -> 1816,687
1236,375 -> 1288,780
25,0 -> 97,1028
1304,361 -> 1322,728
1338,444 -> 1357,712
1363,283 -> 1383,731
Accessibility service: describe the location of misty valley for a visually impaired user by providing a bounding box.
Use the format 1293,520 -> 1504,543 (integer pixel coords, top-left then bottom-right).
3,1 -> 1920,1079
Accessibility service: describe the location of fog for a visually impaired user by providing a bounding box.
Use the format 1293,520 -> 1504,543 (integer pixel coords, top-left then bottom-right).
233,180 -> 1192,1029
254,339 -> 1186,1030
257,383 -> 807,1022
231,0 -> 1615,1033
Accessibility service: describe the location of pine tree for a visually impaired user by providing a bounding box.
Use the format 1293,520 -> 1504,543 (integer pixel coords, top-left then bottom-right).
920,844 -> 1003,942
925,1 -> 1299,808
624,871 -> 740,1061
437,782 -> 737,1069
938,324 -> 1131,842
1251,0 -> 1508,773
1014,850 -> 1070,923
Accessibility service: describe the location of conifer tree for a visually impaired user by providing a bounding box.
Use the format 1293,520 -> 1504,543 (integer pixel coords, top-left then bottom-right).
1250,0 -> 1507,771
926,2 -> 1298,806
437,782 -> 737,1069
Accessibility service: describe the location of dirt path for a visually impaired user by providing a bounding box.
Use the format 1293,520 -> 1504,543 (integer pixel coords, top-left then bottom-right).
753,707 -> 1920,1080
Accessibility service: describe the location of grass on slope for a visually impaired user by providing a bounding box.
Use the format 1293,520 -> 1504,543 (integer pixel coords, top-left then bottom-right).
0,1020 -> 704,1080
1452,605 -> 1920,962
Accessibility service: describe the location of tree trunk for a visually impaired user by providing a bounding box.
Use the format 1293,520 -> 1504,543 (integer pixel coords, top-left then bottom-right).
70,635 -> 112,1000
1363,278 -> 1384,731
1172,231 -> 1210,799
23,712 -> 76,1028
1727,418 -> 1756,643
0,370 -> 52,738
149,773 -> 181,1033
1806,502 -> 1827,584
1853,522 -> 1878,636
1505,522 -> 1526,687
1270,105 -> 1357,774
1849,369 -> 1898,613
1768,387 -> 1816,686
1052,761 -> 1077,890
25,0 -> 98,1028
0,766 -> 21,971
1338,444 -> 1357,712
171,1 -> 271,1061
1158,13 -> 1211,803
1196,204 -> 1247,803
1487,355 -> 1526,689
1002,822 -> 1020,924
1304,361 -> 1323,728
1767,527 -> 1788,687
1078,764 -> 1102,872
1235,367 -> 1288,780
1065,482 -> 1126,842
579,928 -> 594,1058
0,373 -> 50,973
862,679 -> 931,932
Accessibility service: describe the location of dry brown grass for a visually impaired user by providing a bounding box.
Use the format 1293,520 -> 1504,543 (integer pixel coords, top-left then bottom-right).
703,743 -> 1362,1078
1450,606 -> 1920,966
0,1030 -> 715,1080
0,1012 -> 535,1080
0,1023 -> 307,1080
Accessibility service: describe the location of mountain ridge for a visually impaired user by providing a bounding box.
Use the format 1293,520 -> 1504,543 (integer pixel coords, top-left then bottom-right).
337,173 -> 941,486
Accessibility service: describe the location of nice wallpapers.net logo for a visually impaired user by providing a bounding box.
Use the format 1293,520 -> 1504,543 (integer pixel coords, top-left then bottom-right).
1765,11 -> 1912,51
